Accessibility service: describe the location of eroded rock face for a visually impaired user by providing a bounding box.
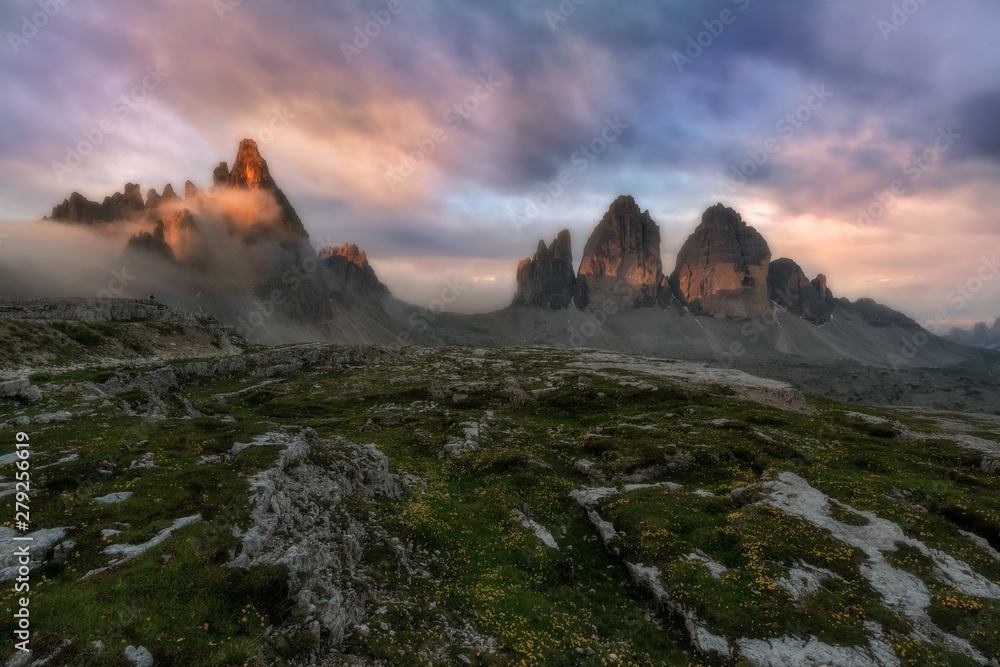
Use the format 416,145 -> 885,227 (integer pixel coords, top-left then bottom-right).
227,428 -> 401,648
320,243 -> 389,297
160,209 -> 200,262
670,203 -> 771,318
657,276 -> 673,308
213,162 -> 230,186
767,258 -> 834,325
513,230 -> 575,310
574,196 -> 664,312
125,220 -> 174,260
836,297 -> 921,332
227,139 -> 308,240
49,183 -> 146,224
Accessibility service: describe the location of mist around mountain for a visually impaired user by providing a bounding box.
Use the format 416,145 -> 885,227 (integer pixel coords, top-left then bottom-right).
4,142 -> 976,364
3,140 -> 1000,667
946,318 -> 1000,351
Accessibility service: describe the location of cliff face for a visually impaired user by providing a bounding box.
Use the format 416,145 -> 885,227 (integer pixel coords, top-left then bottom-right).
125,220 -> 174,261
574,195 -> 664,312
670,203 -> 772,318
47,139 -> 307,242
222,138 -> 309,240
320,243 -> 389,297
768,258 -> 834,325
48,183 -> 146,225
513,230 -> 575,310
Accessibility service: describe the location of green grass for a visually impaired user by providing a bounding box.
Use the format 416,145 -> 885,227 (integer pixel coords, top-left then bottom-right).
2,345 -> 999,665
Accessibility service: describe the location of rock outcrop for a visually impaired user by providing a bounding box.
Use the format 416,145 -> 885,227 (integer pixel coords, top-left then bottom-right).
513,230 -> 575,310
767,258 -> 834,325
160,209 -> 200,262
213,162 -> 230,186
946,317 -> 1000,350
320,244 -> 388,297
226,139 -> 308,240
125,220 -> 174,260
670,203 -> 771,318
574,196 -> 664,312
48,183 -> 146,224
836,297 -> 921,332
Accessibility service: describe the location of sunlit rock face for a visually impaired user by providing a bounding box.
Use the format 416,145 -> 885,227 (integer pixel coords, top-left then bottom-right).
320,243 -> 389,297
574,195 -> 664,312
160,209 -> 199,262
513,229 -> 576,310
225,139 -> 308,240
670,203 -> 772,318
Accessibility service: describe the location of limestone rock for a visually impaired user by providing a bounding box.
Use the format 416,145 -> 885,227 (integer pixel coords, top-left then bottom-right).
574,195 -> 664,312
125,220 -> 174,261
212,162 -> 230,186
656,276 -> 672,308
144,188 -> 161,219
49,183 -> 145,224
836,297 -> 921,332
160,183 -> 179,205
226,139 -> 308,239
160,209 -> 199,261
670,203 -> 771,318
320,243 -> 389,297
767,258 -> 833,325
123,645 -> 153,667
512,229 -> 575,310
144,184 -> 180,225
811,273 -> 834,303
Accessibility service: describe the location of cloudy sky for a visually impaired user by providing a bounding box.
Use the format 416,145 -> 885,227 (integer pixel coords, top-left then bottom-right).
1,0 -> 998,327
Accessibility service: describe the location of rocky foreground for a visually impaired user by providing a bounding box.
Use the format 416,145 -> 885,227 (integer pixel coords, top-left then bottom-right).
1,342 -> 1000,666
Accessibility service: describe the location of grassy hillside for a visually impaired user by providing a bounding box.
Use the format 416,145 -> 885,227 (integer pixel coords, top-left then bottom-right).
1,345 -> 998,666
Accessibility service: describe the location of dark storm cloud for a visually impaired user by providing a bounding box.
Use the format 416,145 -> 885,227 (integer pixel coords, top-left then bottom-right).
1,0 -> 999,317
953,90 -> 1000,163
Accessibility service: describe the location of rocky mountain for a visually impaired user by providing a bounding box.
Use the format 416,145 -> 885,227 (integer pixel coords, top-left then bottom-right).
834,297 -> 922,331
221,138 -> 308,240
125,219 -> 174,260
470,196 -> 987,377
320,243 -> 389,298
48,182 -> 147,225
512,230 -> 576,310
670,203 -> 772,318
946,317 -> 1000,351
36,139 -> 401,345
28,148 -> 992,376
767,258 -> 834,325
573,195 -> 665,312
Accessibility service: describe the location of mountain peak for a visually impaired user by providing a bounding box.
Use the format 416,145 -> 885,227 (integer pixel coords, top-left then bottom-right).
321,243 -> 369,269
574,195 -> 664,311
221,139 -> 308,239
670,203 -> 771,318
319,243 -> 388,296
229,138 -> 273,190
512,229 -> 575,310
